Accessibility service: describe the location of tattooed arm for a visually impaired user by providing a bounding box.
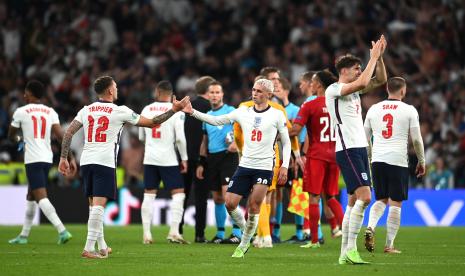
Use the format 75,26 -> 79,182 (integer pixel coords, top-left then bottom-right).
137,95 -> 190,128
58,120 -> 82,176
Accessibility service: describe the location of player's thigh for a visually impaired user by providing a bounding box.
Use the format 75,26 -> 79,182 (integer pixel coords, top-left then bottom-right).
323,162 -> 340,197
335,148 -> 371,194
25,162 -> 51,191
387,164 -> 409,202
143,165 -> 162,190
227,167 -> 254,198
84,164 -> 116,200
306,159 -> 326,195
371,162 -> 389,200
159,166 -> 184,191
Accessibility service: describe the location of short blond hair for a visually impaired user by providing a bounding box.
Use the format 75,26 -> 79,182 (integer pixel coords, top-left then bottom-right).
254,79 -> 274,93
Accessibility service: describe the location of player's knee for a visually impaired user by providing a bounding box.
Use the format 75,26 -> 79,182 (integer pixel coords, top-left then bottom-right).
225,201 -> 236,212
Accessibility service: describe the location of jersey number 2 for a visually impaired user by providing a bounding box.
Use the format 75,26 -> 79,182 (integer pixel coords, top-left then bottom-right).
382,113 -> 393,139
32,116 -> 46,139
152,125 -> 161,139
251,129 -> 262,142
88,115 -> 109,142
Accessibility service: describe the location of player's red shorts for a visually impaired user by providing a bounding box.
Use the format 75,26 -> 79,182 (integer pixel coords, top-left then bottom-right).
303,158 -> 340,196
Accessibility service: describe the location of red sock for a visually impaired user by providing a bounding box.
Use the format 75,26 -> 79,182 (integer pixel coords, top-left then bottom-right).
327,197 -> 344,226
304,217 -> 310,231
327,217 -> 338,231
308,204 -> 320,243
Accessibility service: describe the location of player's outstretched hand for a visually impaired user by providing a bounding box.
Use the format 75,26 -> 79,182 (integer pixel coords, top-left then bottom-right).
58,157 -> 70,176
196,165 -> 204,179
172,96 -> 190,112
277,167 -> 288,186
182,99 -> 194,115
369,39 -> 382,60
372,35 -> 387,57
416,163 -> 426,178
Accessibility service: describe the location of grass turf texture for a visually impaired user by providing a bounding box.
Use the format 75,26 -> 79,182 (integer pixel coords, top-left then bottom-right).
1,225 -> 464,275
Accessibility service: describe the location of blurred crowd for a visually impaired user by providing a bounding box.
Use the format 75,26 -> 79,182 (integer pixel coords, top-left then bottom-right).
0,0 -> 464,188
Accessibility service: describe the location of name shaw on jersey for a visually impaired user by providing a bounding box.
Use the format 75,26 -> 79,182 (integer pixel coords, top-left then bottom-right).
383,104 -> 398,110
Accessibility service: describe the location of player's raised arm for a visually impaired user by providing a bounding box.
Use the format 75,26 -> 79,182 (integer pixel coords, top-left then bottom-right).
339,37 -> 384,96
137,96 -> 190,128
184,100 -> 237,126
360,36 -> 388,94
59,120 -> 83,175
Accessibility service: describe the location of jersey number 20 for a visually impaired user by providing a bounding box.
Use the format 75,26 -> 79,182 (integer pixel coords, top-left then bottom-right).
320,117 -> 336,142
87,115 -> 109,142
382,113 -> 393,139
251,129 -> 262,142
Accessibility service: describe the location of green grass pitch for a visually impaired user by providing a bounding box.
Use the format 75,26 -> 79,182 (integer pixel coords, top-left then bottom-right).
1,225 -> 464,275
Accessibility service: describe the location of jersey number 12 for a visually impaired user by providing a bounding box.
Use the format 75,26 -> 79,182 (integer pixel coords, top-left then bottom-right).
88,115 -> 109,142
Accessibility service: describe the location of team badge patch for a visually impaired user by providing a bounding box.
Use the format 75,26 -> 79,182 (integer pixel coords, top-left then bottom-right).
253,117 -> 262,128
361,173 -> 368,181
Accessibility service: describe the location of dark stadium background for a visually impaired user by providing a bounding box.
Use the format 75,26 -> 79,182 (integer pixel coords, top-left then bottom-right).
0,0 -> 464,225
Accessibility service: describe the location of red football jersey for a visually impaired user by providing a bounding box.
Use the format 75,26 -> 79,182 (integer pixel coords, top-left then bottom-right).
294,97 -> 336,163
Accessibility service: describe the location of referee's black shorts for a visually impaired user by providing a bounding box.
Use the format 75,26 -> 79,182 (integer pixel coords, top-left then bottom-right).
206,151 -> 239,191
371,162 -> 409,202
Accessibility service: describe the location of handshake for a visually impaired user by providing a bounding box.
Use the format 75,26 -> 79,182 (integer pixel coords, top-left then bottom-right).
171,95 -> 194,115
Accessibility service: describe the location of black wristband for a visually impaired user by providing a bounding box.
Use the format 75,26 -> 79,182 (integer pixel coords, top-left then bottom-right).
198,156 -> 207,167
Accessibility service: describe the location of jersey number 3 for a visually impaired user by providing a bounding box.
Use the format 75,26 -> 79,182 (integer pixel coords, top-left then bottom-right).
382,113 -> 393,139
88,115 -> 109,142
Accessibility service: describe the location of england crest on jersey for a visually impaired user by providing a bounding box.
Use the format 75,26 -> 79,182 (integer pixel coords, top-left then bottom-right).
253,117 -> 262,128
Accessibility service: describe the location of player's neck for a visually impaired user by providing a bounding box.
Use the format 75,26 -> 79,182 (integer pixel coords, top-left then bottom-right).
316,89 -> 325,97
98,96 -> 113,103
387,96 -> 402,101
157,96 -> 171,102
254,102 -> 269,112
211,103 -> 223,110
27,99 -> 41,105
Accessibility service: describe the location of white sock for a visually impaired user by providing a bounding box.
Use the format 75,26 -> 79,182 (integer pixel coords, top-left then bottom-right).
20,200 -> 37,237
85,205 -> 104,252
38,198 -> 65,233
228,207 -> 246,232
141,193 -> 156,239
240,213 -> 259,248
340,206 -> 352,257
367,201 -> 386,231
347,200 -> 368,250
386,206 -> 401,248
169,193 -> 185,236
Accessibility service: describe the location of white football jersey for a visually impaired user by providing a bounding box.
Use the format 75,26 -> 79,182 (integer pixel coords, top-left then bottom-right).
139,102 -> 187,166
364,100 -> 420,167
11,104 -> 60,164
75,101 -> 140,168
325,82 -> 368,151
224,105 -> 288,170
